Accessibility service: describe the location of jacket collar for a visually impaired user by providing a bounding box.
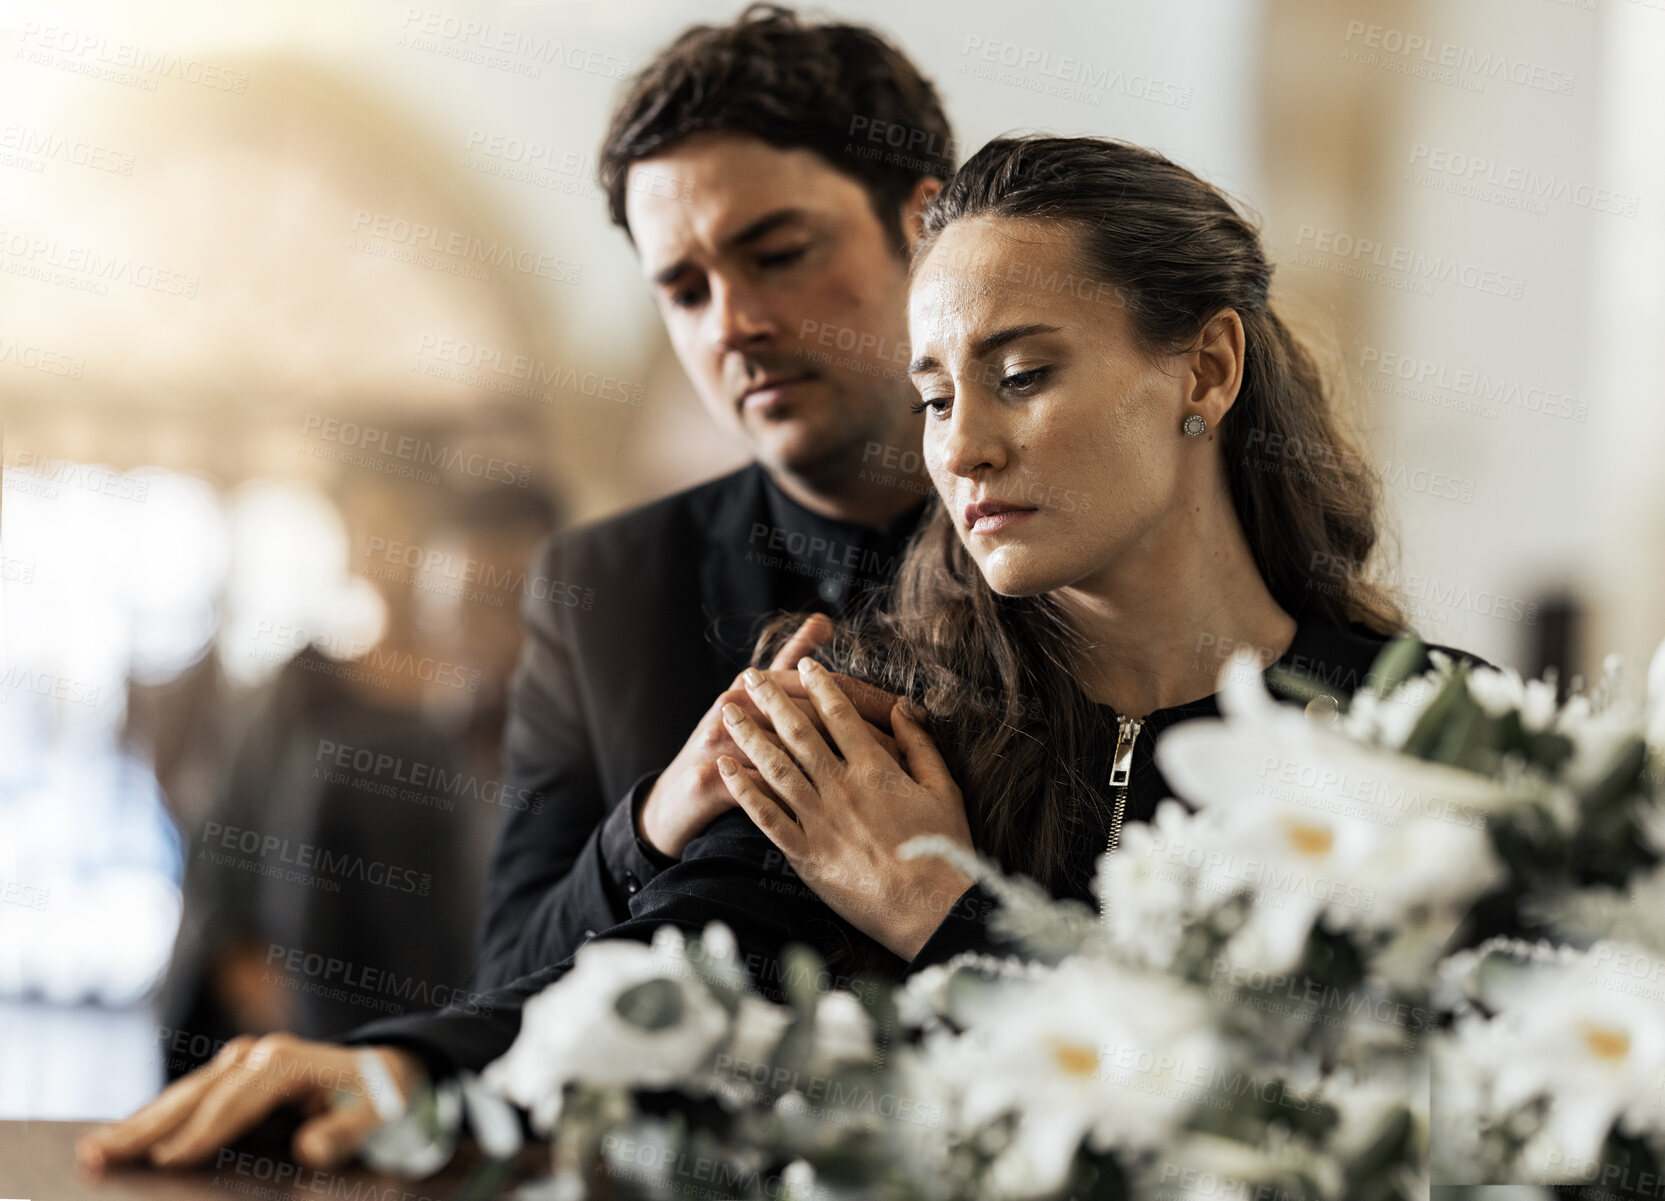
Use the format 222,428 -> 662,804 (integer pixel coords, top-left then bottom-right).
1115,616 -> 1391,740
694,462 -> 929,678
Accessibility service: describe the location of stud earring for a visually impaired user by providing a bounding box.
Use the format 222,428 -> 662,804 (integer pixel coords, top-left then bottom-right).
1182,414 -> 1207,437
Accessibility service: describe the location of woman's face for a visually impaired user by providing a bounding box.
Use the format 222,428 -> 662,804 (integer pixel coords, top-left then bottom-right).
908,216 -> 1200,597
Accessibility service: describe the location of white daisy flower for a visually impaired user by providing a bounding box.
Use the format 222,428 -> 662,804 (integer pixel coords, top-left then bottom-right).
482,924 -> 733,1133
1153,654 -> 1504,974
926,956 -> 1222,1199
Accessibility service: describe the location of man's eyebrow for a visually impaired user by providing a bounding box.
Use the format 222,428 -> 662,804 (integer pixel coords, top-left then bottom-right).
650,208 -> 813,287
909,323 -> 1063,375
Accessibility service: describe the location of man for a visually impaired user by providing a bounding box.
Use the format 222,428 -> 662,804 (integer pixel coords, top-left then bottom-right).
79,4 -> 958,1174
472,0 -> 949,986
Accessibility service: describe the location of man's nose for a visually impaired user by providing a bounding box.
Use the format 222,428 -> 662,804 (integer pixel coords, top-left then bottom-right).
710,276 -> 776,351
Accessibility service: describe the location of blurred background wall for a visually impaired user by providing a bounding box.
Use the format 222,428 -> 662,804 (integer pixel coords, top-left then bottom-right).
1,0 -> 1661,1118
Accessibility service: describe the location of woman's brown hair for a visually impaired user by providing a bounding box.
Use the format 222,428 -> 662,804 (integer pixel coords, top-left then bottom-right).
760,136 -> 1402,897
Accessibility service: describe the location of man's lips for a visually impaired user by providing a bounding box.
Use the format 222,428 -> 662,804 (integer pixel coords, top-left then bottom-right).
739,374 -> 816,413
964,499 -> 1038,535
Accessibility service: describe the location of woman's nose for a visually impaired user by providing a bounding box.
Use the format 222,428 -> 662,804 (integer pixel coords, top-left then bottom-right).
936,396 -> 1008,478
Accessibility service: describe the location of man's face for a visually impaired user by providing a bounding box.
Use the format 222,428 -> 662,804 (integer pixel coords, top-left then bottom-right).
624,133 -> 922,484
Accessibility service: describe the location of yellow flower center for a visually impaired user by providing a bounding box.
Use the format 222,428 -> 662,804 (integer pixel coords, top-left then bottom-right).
1281,818 -> 1334,858
1579,1022 -> 1631,1062
1049,1039 -> 1100,1077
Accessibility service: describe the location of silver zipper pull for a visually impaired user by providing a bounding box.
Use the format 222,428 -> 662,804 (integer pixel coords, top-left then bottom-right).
1110,715 -> 1142,788
1105,716 -> 1144,858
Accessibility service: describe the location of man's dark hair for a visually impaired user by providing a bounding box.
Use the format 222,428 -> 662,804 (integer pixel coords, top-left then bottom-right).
598,3 -> 954,253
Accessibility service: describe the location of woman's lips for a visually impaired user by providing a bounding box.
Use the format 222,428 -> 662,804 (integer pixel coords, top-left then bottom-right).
964,502 -> 1038,536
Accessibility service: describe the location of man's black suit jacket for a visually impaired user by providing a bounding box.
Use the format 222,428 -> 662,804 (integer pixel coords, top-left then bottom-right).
353,462 -> 929,1075
468,461 -> 926,990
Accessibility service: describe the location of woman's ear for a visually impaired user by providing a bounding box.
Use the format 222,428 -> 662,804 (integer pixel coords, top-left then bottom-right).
1186,308 -> 1247,426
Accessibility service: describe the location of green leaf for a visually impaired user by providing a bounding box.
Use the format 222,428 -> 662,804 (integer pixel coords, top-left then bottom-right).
780,944 -> 827,1016
613,977 -> 685,1031
1345,1104 -> 1413,1188
453,1157 -> 515,1201
1428,694 -> 1488,770
770,1011 -> 816,1083
1520,729 -> 1576,773
1583,735 -> 1649,817
686,938 -> 744,1020
1265,664 -> 1348,709
1400,661 -> 1472,760
1366,633 -> 1428,701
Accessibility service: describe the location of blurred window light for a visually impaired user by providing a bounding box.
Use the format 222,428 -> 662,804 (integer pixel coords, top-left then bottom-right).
1,462 -> 203,1009
121,469 -> 228,686
218,478 -> 384,686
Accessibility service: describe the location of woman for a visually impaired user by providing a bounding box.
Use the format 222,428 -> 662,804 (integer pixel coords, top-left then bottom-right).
77,136 -> 1444,1174
715,133 -> 1427,968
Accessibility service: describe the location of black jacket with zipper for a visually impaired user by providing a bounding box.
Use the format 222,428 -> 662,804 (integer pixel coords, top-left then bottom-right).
910,619 -> 1455,967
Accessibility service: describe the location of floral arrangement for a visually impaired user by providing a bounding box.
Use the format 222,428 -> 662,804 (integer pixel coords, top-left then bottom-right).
367,636 -> 1665,1199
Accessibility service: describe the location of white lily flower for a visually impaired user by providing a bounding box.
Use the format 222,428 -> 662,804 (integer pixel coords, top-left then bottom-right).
1466,665 -> 1559,733
931,956 -> 1222,1199
1154,655 -> 1503,973
1646,637 -> 1665,754
695,993 -> 794,1108
726,993 -> 793,1068
1341,673 -> 1440,748
810,990 -> 873,1067
1094,800 -> 1207,971
780,1159 -> 819,1200
1319,1065 -> 1420,1163
482,925 -> 732,1133
1561,701 -> 1648,795
1441,943 -> 1665,1179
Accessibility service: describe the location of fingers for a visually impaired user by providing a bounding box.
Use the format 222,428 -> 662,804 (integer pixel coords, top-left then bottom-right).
77,1038 -> 415,1176
740,668 -> 836,781
826,673 -> 904,729
892,704 -> 957,794
717,690 -> 834,745
723,700 -> 820,816
867,721 -> 903,764
718,755 -> 808,860
149,1036 -> 310,1166
745,670 -> 898,728
78,1037 -> 256,1170
293,1099 -> 382,1171
766,613 -> 835,671
295,1046 -> 421,1169
797,658 -> 884,765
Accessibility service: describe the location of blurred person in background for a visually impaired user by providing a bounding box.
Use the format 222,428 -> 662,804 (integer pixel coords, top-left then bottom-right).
411,483 -> 565,918
155,463 -> 559,1076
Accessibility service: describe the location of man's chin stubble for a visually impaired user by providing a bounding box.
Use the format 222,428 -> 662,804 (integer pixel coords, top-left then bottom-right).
758,420 -> 875,487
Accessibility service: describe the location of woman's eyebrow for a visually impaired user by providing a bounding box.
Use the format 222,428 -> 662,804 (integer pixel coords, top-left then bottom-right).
909,323 -> 1062,375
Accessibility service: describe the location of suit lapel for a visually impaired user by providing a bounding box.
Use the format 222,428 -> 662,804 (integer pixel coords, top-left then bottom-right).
696,463 -> 780,683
